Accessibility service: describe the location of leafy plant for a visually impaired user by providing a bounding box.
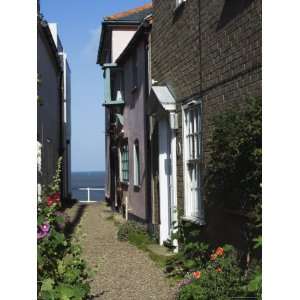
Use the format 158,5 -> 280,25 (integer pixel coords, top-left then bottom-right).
177,245 -> 245,300
205,97 -> 261,213
117,221 -> 148,242
171,98 -> 262,299
166,242 -> 209,277
204,97 -> 262,263
37,158 -> 91,300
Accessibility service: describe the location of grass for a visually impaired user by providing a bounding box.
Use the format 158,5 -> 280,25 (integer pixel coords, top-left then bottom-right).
105,215 -> 114,221
117,221 -> 172,268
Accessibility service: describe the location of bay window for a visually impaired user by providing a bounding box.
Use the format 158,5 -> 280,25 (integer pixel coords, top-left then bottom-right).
183,101 -> 205,224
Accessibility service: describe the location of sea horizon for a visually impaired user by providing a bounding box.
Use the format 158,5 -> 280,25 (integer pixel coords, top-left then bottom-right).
71,170 -> 105,201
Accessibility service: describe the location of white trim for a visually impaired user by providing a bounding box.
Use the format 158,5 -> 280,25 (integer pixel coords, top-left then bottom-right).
170,112 -> 178,251
118,147 -> 122,181
159,119 -> 171,245
133,141 -> 140,186
182,99 -> 205,225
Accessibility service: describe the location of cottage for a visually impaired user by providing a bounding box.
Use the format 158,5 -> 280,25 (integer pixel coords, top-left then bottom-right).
37,9 -> 72,201
97,4 -> 153,223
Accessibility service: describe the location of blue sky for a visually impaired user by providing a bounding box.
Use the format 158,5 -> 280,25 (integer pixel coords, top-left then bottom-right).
41,0 -> 150,172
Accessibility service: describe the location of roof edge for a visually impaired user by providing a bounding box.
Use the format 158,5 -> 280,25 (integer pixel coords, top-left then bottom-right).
104,2 -> 152,21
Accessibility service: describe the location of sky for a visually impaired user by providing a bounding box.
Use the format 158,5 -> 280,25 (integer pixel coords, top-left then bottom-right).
41,0 -> 150,172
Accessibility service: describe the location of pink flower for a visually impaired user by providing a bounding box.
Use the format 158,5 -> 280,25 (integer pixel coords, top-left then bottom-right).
37,223 -> 50,240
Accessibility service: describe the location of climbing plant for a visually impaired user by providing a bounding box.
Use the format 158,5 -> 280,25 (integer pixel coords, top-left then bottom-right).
204,97 -> 262,247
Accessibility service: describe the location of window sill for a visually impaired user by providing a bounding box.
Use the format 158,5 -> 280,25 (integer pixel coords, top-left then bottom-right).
181,215 -> 206,226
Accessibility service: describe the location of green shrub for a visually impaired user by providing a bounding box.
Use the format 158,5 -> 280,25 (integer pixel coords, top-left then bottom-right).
117,221 -> 146,241
205,97 -> 262,247
171,98 -> 262,299
166,242 -> 209,277
117,221 -> 153,250
177,245 -> 245,300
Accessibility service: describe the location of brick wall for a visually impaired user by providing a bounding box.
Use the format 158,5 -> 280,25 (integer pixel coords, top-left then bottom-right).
200,0 -> 262,169
151,0 -> 261,248
152,0 -> 201,100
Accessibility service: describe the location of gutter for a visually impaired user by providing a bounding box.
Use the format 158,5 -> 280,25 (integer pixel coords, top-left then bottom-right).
38,16 -> 62,73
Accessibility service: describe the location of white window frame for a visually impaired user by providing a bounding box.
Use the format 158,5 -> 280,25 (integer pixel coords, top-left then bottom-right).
118,147 -> 122,181
182,99 -> 205,225
120,143 -> 129,183
133,141 -> 140,186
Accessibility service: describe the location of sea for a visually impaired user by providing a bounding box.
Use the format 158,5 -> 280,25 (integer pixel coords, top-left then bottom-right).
71,171 -> 105,202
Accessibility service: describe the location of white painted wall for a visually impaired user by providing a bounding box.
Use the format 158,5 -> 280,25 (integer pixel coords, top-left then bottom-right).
48,23 -> 72,198
48,23 -> 58,46
159,119 -> 171,245
112,29 -> 136,62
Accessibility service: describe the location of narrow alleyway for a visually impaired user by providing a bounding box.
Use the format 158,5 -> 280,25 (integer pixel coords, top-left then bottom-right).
66,203 -> 177,300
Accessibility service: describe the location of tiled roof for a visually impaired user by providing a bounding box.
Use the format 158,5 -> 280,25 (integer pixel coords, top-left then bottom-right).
104,2 -> 152,22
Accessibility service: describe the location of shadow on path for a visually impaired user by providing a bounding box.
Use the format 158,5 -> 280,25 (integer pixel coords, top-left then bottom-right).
64,204 -> 87,238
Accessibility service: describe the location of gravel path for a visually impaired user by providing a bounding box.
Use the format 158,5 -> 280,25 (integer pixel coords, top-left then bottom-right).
66,203 -> 177,300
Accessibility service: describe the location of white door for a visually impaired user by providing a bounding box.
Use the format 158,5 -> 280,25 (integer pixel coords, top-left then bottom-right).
158,119 -> 171,245
158,118 -> 177,246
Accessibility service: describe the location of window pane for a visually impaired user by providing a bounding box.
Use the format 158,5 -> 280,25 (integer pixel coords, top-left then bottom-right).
184,104 -> 203,219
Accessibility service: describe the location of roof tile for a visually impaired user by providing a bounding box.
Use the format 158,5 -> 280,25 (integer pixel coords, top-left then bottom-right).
105,2 -> 152,22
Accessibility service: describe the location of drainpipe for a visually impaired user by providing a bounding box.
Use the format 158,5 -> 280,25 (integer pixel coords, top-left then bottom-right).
144,25 -> 151,224
198,0 -> 206,222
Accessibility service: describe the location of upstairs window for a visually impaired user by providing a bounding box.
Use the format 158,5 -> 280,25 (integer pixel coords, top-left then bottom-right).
133,140 -> 140,186
121,143 -> 129,183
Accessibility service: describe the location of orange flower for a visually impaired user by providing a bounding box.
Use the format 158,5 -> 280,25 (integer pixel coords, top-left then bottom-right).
216,267 -> 222,273
215,247 -> 224,257
193,271 -> 201,279
210,254 -> 217,261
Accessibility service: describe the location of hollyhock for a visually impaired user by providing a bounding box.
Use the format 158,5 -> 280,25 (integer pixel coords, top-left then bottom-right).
37,223 -> 50,240
55,211 -> 68,230
47,192 -> 60,206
